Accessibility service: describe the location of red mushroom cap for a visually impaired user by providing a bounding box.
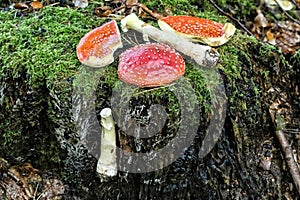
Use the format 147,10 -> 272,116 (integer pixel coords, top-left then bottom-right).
118,43 -> 185,87
77,20 -> 122,67
159,15 -> 224,38
158,15 -> 236,46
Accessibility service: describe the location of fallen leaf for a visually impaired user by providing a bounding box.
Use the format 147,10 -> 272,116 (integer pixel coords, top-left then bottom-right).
266,29 -> 275,41
95,6 -> 112,17
1,161 -> 65,199
254,10 -> 269,28
30,1 -> 43,9
275,21 -> 300,53
40,179 -> 65,199
127,0 -> 138,6
14,3 -> 29,9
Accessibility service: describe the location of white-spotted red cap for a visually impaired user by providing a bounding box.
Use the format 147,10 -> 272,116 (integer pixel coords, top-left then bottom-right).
76,20 -> 122,67
158,15 -> 236,46
118,43 -> 185,87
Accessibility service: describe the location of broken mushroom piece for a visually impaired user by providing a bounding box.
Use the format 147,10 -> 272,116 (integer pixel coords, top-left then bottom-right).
158,15 -> 236,46
76,20 -> 123,67
96,108 -> 117,178
118,43 -> 185,87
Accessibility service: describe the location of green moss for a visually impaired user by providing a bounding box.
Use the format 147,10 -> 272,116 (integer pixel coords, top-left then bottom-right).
141,0 -> 196,15
1,130 -> 22,146
218,32 -> 256,79
292,49 -> 300,59
216,31 -> 278,105
215,0 -> 257,19
0,7 -> 102,90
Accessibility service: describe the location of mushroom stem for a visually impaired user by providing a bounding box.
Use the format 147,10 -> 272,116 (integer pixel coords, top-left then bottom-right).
121,13 -> 219,67
96,108 -> 117,177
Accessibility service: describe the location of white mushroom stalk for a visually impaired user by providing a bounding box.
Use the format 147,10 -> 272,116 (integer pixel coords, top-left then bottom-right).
96,108 -> 117,177
121,13 -> 219,67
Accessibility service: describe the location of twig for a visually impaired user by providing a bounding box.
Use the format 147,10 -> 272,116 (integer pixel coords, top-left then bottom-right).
291,0 -> 300,10
47,2 -> 60,7
110,3 -> 163,19
276,129 -> 300,194
284,129 -> 300,134
133,84 -> 171,96
274,0 -> 300,25
136,3 -> 164,19
208,0 -> 255,37
269,109 -> 300,195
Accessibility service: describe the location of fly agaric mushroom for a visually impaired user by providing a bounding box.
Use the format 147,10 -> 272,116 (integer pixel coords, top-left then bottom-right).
118,43 -> 185,87
121,13 -> 219,67
77,20 -> 123,67
158,15 -> 236,46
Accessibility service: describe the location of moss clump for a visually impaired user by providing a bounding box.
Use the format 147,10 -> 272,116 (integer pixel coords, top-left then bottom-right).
0,6 -> 104,171
140,0 -> 197,15
0,7 -> 103,90
0,130 -> 22,147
